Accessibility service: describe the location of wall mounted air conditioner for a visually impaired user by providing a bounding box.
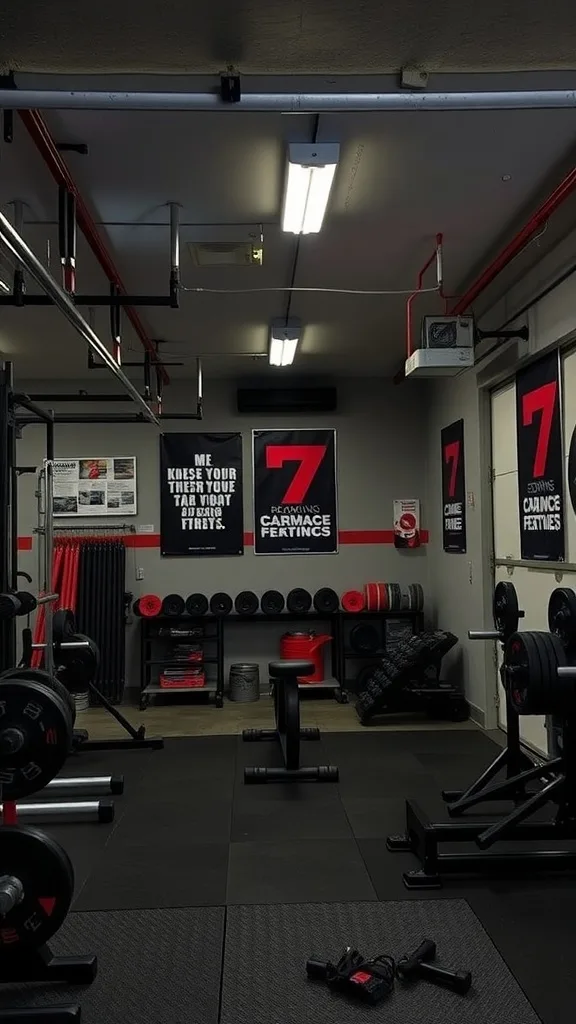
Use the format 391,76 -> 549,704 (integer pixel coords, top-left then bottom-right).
405,315 -> 475,378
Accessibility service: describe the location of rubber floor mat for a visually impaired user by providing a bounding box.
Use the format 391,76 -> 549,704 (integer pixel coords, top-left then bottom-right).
0,906 -> 224,1024
220,899 -> 541,1024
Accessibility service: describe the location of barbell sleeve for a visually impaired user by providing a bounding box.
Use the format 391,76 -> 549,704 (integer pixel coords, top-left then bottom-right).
0,875 -> 23,916
557,666 -> 576,677
468,630 -> 501,640
36,593 -> 59,606
31,639 -> 90,651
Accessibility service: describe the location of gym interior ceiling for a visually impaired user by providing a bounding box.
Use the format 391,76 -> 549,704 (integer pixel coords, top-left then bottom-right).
2,2 -> 576,381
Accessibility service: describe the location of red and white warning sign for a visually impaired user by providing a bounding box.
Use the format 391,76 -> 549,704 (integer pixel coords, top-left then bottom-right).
393,499 -> 421,549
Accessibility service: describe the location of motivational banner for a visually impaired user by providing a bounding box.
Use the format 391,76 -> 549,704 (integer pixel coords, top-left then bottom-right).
159,433 -> 244,556
441,419 -> 467,553
516,351 -> 564,561
252,428 -> 338,554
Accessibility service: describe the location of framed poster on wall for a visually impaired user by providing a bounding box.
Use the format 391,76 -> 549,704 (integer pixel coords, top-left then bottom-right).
159,433 -> 244,556
516,350 -> 565,561
441,419 -> 466,553
53,457 -> 137,516
252,428 -> 338,554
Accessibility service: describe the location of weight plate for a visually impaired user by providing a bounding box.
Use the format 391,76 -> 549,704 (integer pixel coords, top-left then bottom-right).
235,591 -> 259,616
492,581 -> 521,639
1,667 -> 76,726
210,592 -> 233,616
261,590 -> 285,615
505,630 -> 557,715
0,593 -> 21,621
408,582 -> 424,612
0,679 -> 71,799
133,599 -> 142,616
56,634 -> 99,694
138,594 -> 163,618
350,623 -> 380,654
0,826 -> 74,950
286,588 -> 312,614
52,610 -> 76,645
185,593 -> 209,617
162,594 -> 186,618
341,590 -> 365,613
313,588 -> 340,614
15,591 -> 37,617
548,588 -> 576,651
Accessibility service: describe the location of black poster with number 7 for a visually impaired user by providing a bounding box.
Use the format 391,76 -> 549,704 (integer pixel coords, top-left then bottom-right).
441,418 -> 467,553
516,351 -> 564,562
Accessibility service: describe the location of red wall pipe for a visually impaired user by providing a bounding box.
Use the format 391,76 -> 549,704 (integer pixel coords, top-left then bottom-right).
449,165 -> 576,316
406,233 -> 443,357
18,110 -> 169,384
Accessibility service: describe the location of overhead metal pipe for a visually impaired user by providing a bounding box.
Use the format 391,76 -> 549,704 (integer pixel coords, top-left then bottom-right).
4,90 -> 576,112
0,292 -> 174,306
0,210 -> 160,426
18,110 -> 169,383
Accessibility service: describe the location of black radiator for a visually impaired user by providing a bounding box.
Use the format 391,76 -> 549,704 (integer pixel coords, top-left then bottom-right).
76,540 -> 126,703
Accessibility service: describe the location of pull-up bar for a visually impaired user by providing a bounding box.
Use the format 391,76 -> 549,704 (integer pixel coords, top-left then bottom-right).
0,210 -> 160,428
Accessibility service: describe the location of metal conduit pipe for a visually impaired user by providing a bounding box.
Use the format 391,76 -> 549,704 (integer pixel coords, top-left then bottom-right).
0,210 -> 160,427
17,110 -> 170,384
3,90 -> 576,112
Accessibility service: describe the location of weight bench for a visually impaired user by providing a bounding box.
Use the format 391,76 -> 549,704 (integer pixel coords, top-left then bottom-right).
243,660 -> 339,784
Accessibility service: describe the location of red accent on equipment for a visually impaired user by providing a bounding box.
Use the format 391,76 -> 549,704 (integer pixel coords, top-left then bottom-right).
2,802 -> 18,826
365,582 -> 387,612
38,897 -> 56,916
341,590 -> 365,613
160,671 -> 205,688
139,594 -> 163,618
280,632 -> 331,683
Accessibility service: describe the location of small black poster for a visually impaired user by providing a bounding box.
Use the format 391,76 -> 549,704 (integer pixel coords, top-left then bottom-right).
441,418 -> 467,553
159,433 -> 244,556
253,429 -> 338,554
516,351 -> 564,561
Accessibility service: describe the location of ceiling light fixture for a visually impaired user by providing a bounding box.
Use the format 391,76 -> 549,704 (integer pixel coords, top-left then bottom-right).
282,143 -> 340,234
0,279 -> 10,293
269,319 -> 300,367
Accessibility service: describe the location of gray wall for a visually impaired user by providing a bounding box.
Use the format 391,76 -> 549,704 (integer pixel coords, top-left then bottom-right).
16,375 -> 430,690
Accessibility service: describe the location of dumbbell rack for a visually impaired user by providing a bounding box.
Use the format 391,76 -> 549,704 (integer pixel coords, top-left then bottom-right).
140,613 -> 224,709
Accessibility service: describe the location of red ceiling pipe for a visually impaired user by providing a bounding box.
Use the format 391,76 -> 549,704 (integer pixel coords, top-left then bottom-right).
18,109 -> 169,383
449,165 -> 576,316
406,233 -> 443,357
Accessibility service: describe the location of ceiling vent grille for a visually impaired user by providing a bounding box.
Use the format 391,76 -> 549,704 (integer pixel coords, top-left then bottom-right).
188,241 -> 262,268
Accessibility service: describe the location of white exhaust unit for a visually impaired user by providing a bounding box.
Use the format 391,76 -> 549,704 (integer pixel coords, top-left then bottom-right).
405,315 -> 475,378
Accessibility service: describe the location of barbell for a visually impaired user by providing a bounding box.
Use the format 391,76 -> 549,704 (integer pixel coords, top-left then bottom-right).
0,591 -> 59,621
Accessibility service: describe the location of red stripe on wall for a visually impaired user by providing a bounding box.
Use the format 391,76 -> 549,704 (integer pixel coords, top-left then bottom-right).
18,529 -> 428,549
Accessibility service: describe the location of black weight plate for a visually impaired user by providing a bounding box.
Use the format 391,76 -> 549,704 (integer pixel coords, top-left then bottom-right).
389,583 -> 402,612
492,581 -> 520,639
539,631 -> 572,716
1,667 -> 76,726
210,592 -> 233,616
185,593 -> 209,616
234,591 -> 259,616
313,588 -> 339,614
162,594 -> 186,617
56,634 -> 99,694
286,588 -> 312,614
350,623 -> 380,654
15,591 -> 37,616
261,590 -> 285,615
52,610 -> 76,645
0,826 -> 74,949
548,587 -> 576,651
133,599 -> 142,616
0,679 -> 71,798
409,582 -> 424,611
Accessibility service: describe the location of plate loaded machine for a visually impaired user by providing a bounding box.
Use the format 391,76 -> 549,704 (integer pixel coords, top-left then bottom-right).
443,582 -> 555,813
387,585 -> 576,888
0,668 -> 98,1022
243,660 -> 339,783
0,364 -> 123,825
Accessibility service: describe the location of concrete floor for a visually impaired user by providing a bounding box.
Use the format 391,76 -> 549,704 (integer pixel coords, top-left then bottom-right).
76,697 -> 481,739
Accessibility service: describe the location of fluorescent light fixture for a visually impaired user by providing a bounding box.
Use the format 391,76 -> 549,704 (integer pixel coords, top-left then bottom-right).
282,143 -> 340,234
269,319 -> 300,367
0,280 -> 10,293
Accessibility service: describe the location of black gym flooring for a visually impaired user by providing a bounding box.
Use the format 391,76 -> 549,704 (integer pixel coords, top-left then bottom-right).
2,727 -> 573,1023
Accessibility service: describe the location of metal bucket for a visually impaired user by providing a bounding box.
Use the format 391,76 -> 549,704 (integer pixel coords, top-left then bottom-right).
229,663 -> 260,703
